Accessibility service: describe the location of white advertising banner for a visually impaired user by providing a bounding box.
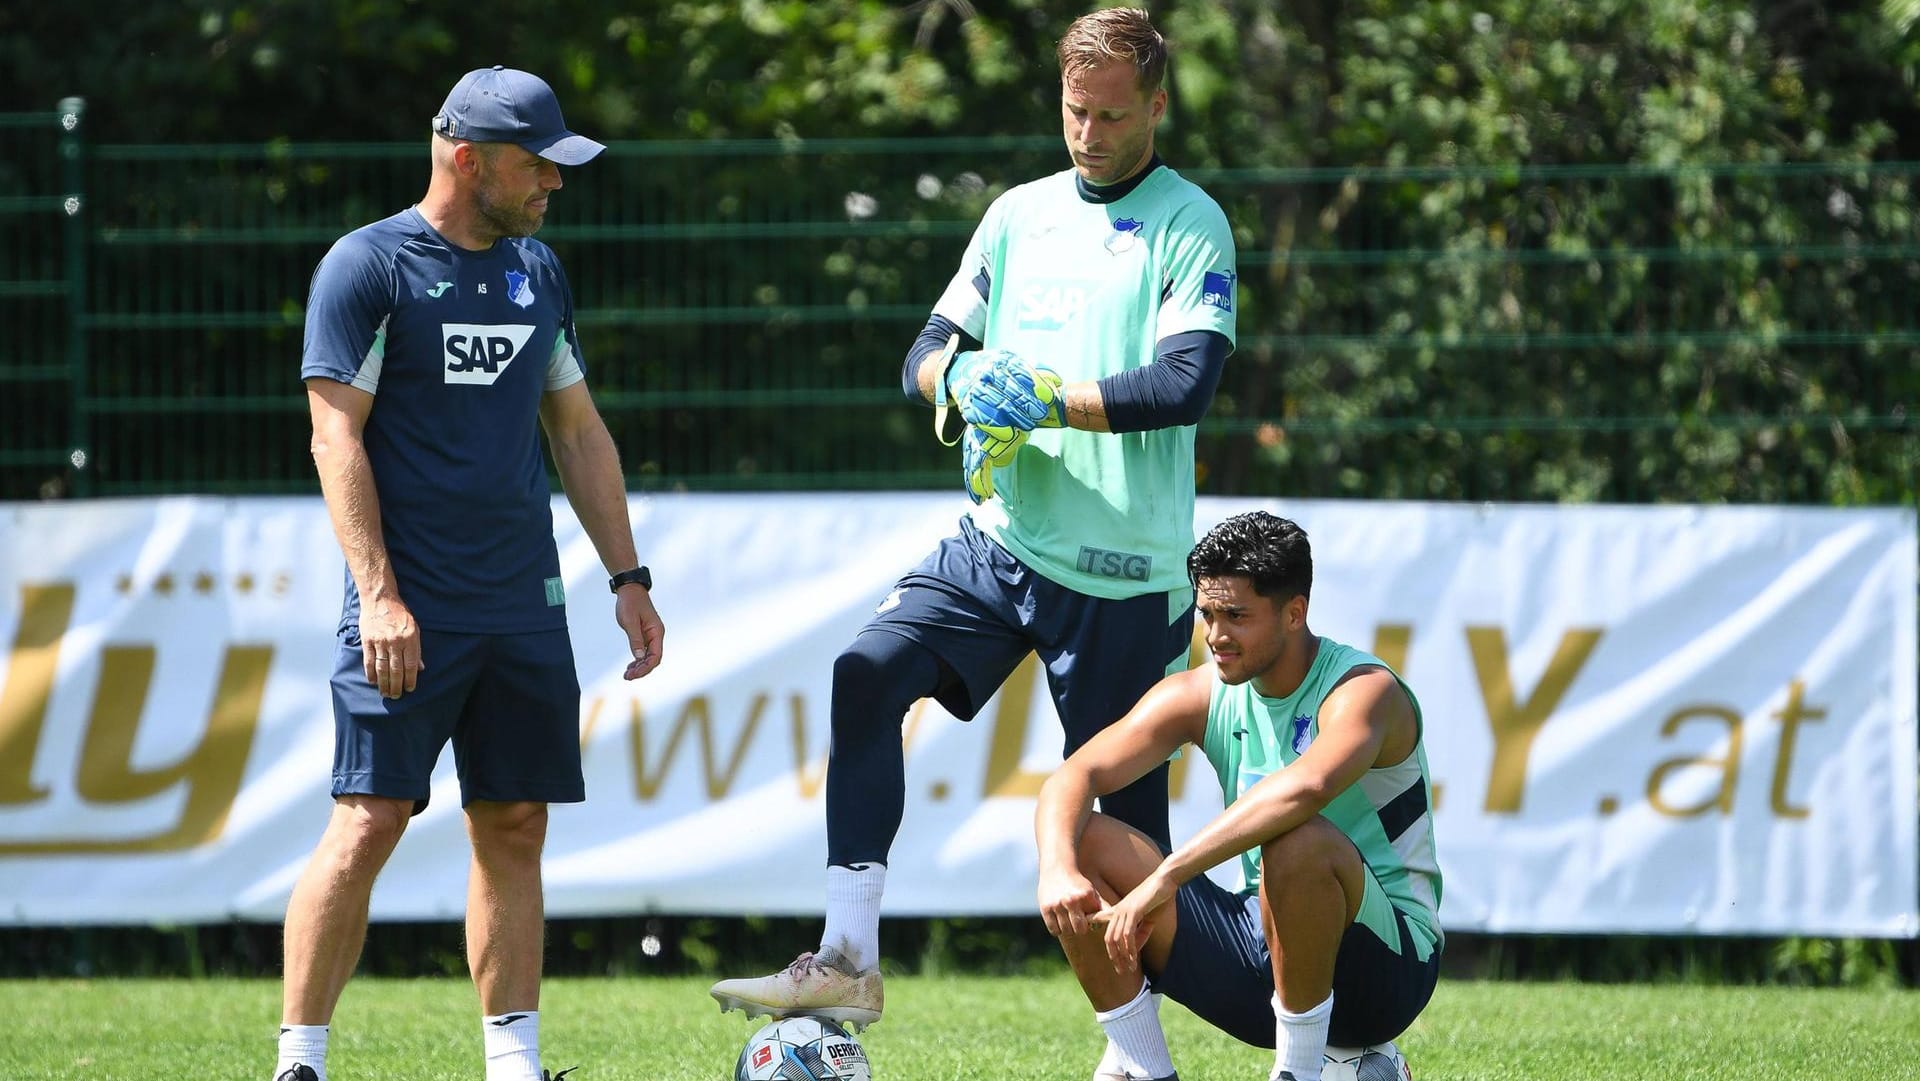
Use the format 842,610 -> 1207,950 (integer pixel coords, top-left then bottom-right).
0,495 -> 1913,936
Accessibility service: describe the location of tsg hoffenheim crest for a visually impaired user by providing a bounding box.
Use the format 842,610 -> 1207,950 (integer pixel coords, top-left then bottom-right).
504,270 -> 535,309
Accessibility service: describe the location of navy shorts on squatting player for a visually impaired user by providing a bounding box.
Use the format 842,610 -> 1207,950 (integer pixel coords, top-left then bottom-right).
330,625 -> 584,814
1152,865 -> 1441,1048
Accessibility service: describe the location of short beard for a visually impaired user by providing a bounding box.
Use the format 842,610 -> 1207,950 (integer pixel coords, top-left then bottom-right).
475,188 -> 541,239
472,154 -> 542,239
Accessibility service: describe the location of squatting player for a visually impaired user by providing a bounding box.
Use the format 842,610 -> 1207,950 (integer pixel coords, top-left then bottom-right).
711,7 -> 1238,1040
277,67 -> 663,1081
1037,513 -> 1441,1081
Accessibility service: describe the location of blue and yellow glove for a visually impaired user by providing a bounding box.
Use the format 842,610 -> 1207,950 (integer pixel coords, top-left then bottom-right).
941,347 -> 1013,410
962,423 -> 1029,505
949,349 -> 1067,432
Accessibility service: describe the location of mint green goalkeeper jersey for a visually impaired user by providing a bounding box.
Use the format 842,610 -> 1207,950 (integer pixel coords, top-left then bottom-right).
1201,637 -> 1444,959
932,163 -> 1237,598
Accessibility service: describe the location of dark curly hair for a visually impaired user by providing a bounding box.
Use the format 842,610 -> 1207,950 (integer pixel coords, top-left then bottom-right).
1186,511 -> 1312,600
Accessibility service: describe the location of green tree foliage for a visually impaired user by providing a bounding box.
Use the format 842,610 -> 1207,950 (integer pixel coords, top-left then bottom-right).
3,0 -> 1916,502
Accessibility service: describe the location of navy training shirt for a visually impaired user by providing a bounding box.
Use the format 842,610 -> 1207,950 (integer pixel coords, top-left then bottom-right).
301,207 -> 585,634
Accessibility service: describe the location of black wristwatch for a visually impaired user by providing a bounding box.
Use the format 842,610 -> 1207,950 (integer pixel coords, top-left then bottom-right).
608,566 -> 652,593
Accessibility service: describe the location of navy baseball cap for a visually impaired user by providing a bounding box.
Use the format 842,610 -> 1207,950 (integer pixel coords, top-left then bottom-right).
432,66 -> 605,165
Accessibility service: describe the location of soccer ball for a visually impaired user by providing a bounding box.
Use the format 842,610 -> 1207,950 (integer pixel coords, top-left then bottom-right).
734,1015 -> 872,1081
1321,1042 -> 1412,1081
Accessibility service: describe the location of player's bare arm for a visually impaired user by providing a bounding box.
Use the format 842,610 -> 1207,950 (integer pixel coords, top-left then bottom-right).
1093,667 -> 1411,968
539,382 -> 664,680
306,376 -> 420,699
1159,667 -> 1404,892
1057,381 -> 1111,431
1035,666 -> 1210,936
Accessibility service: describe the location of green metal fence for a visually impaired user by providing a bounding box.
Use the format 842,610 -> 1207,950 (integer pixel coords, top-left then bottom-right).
1,101 -> 89,498
3,102 -> 1914,503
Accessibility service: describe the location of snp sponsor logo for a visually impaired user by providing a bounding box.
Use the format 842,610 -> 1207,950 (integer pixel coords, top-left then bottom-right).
1016,281 -> 1093,331
443,323 -> 535,385
1201,269 -> 1236,312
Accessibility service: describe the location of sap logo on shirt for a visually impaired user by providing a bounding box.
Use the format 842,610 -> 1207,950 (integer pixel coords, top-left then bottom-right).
1201,269 -> 1236,312
1016,282 -> 1090,330
443,323 -> 536,385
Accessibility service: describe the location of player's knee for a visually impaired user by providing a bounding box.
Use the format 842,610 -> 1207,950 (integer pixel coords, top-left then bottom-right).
1256,815 -> 1352,881
467,800 -> 548,859
328,795 -> 412,857
832,633 -> 938,729
1080,813 -> 1167,896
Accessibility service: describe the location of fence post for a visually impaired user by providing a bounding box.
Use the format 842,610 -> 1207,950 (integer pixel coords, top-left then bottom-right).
57,96 -> 89,497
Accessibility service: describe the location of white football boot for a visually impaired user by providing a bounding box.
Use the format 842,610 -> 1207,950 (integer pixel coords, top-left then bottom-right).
1315,1041 -> 1411,1081
709,947 -> 883,1031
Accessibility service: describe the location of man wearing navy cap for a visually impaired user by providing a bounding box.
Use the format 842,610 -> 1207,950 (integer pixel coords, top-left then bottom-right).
276,68 -> 661,1081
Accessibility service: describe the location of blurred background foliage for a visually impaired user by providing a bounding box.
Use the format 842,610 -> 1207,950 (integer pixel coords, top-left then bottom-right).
7,0 -> 1918,152
3,0 -> 1917,502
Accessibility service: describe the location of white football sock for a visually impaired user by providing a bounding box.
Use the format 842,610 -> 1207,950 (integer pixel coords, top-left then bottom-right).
482,1011 -> 542,1081
822,862 -> 886,971
275,1023 -> 328,1081
1095,981 -> 1175,1080
1272,992 -> 1332,1081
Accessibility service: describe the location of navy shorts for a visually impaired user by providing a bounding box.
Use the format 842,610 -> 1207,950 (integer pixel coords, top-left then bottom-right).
862,518 -> 1194,846
329,625 -> 584,814
1151,868 -> 1441,1048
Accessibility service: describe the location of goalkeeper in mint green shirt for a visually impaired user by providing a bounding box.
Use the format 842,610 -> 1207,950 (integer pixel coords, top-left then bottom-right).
711,7 -> 1236,1035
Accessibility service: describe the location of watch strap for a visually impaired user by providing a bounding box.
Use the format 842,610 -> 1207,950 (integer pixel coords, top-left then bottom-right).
608,566 -> 651,593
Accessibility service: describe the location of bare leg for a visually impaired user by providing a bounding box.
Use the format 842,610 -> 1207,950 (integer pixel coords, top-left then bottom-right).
282,796 -> 413,1024
1053,814 -> 1180,1009
464,800 -> 549,1013
1257,815 -> 1365,1012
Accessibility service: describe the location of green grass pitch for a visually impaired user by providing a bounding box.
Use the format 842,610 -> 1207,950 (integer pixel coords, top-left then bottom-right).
4,973 -> 1917,1079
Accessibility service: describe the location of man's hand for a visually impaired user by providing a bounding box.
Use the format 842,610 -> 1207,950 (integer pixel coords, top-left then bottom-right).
950,349 -> 1066,432
359,595 -> 423,699
1038,863 -> 1107,938
1088,870 -> 1178,974
615,583 -> 665,680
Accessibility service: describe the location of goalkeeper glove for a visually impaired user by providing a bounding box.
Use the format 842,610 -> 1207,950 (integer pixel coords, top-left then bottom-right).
959,354 -> 1065,433
943,349 -> 1067,433
962,423 -> 1029,505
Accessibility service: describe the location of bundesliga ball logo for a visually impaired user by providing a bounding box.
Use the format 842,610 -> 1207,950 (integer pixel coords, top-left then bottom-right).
733,1015 -> 871,1081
